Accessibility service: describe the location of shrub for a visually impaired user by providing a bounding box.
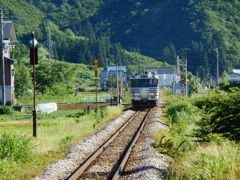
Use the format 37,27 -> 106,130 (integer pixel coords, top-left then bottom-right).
0,106 -> 11,115
195,88 -> 240,141
0,133 -> 32,162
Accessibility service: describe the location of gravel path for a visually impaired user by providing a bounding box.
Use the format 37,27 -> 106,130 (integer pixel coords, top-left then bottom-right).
32,105 -> 170,180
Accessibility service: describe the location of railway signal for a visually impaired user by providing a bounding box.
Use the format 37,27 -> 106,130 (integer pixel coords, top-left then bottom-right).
30,31 -> 38,138
93,58 -> 98,69
93,58 -> 98,77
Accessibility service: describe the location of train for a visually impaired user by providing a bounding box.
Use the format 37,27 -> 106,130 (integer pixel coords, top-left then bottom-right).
129,72 -> 159,108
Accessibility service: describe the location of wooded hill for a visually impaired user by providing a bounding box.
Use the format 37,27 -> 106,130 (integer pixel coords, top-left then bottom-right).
2,0 -> 240,79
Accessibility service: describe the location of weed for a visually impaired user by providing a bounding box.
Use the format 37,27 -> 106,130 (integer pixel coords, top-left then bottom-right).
59,135 -> 74,147
0,132 -> 32,162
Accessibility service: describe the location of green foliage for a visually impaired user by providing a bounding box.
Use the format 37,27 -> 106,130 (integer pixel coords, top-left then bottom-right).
165,95 -> 197,124
46,83 -> 74,96
4,0 -> 239,78
59,135 -> 74,148
0,133 -> 32,163
195,88 -> 240,141
14,64 -> 32,98
160,90 -> 240,179
0,106 -> 11,115
153,94 -> 199,158
36,61 -> 77,94
152,130 -> 191,158
161,43 -> 177,65
188,72 -> 199,94
167,141 -> 240,180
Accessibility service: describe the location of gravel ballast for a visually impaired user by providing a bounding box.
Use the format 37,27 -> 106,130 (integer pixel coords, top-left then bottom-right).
32,106 -> 170,180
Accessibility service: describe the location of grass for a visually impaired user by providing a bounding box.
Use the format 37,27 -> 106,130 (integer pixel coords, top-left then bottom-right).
0,106 -> 123,180
168,140 -> 240,179
153,89 -> 240,180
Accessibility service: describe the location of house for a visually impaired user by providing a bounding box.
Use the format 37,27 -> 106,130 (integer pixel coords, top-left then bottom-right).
100,66 -> 127,89
0,18 -> 17,105
146,67 -> 181,88
228,69 -> 240,83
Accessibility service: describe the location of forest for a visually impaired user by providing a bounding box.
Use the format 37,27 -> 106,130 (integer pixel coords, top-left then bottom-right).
1,0 -> 240,81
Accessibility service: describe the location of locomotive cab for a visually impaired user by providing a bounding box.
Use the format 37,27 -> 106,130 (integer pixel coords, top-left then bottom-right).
130,72 -> 159,108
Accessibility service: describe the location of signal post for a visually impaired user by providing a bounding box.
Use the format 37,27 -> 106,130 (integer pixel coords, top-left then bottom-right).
30,32 -> 38,138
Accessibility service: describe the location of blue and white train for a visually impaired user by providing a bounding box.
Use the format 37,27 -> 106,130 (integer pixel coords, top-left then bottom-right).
130,72 -> 159,108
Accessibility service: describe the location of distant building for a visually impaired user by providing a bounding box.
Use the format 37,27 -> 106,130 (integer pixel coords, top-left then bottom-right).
218,69 -> 240,84
146,67 -> 180,88
100,66 -> 127,89
228,69 -> 240,83
0,19 -> 17,105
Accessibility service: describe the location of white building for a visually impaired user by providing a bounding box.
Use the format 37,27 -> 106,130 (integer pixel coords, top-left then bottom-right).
228,69 -> 240,83
146,67 -> 180,88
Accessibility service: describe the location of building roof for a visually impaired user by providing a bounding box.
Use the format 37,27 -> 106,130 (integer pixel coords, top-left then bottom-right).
3,19 -> 17,43
107,66 -> 127,72
4,57 -> 15,64
146,67 -> 174,74
233,69 -> 240,75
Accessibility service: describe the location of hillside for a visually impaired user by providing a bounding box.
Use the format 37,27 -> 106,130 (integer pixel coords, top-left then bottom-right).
91,0 -> 240,75
1,0 -> 240,78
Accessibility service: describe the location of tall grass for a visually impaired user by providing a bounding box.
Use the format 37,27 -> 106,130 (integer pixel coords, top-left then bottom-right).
168,140 -> 240,180
0,105 -> 123,179
0,132 -> 32,179
0,133 -> 32,162
154,90 -> 240,179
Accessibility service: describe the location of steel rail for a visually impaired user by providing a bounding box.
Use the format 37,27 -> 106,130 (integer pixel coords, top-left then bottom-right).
66,111 -> 139,180
112,108 -> 151,180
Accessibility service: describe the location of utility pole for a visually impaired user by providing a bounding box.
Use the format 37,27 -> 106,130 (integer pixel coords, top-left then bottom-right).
176,56 -> 180,75
172,65 -> 176,93
109,70 -> 113,105
214,48 -> 219,86
116,65 -> 119,106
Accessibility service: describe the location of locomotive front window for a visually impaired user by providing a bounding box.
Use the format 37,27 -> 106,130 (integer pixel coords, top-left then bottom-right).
142,79 -> 148,87
131,79 -> 139,86
131,78 -> 158,87
149,79 -> 158,84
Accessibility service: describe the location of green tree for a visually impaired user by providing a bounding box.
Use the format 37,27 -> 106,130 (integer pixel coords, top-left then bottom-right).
188,72 -> 198,95
219,70 -> 229,90
36,61 -> 77,94
161,43 -> 177,65
14,64 -> 32,98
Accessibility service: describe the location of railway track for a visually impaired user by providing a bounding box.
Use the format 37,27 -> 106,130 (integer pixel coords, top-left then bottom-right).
66,108 -> 152,180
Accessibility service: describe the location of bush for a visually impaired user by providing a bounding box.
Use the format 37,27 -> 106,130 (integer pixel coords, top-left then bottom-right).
0,133 -> 32,162
0,106 -> 11,115
195,88 -> 240,141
